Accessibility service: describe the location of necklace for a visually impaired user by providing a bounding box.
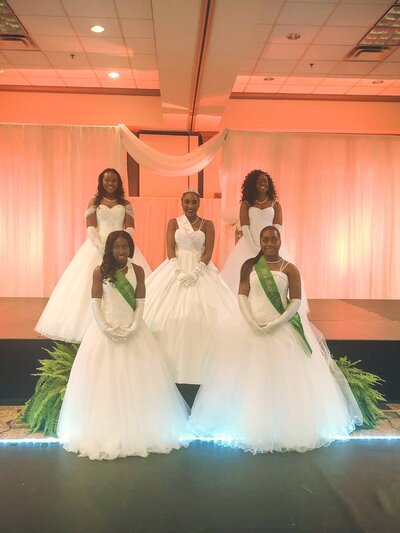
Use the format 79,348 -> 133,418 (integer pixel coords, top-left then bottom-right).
118,264 -> 128,271
189,216 -> 199,225
103,196 -> 118,203
266,258 -> 282,264
255,197 -> 268,205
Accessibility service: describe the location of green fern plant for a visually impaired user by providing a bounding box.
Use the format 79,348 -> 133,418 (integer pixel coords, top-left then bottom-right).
20,342 -> 78,437
335,356 -> 386,429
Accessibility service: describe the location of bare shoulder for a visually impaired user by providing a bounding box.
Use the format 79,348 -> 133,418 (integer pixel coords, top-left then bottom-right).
240,258 -> 254,279
240,200 -> 250,210
284,261 -> 300,277
132,263 -> 144,280
123,199 -> 131,206
167,218 -> 178,230
93,265 -> 103,280
203,219 -> 214,229
87,197 -> 96,208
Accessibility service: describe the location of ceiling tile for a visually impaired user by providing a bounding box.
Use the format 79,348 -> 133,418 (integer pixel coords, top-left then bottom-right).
94,68 -> 133,79
115,0 -> 152,19
88,53 -> 130,68
17,15 -> 75,36
346,85 -> 385,95
135,79 -> 159,89
120,18 -> 154,38
80,37 -> 127,54
231,82 -> 247,92
313,85 -> 349,94
45,51 -> 90,67
132,68 -> 159,80
326,3 -> 390,27
63,78 -> 101,87
243,40 -> 266,59
0,69 -> 29,84
7,0 -> 65,16
100,79 -> 136,88
263,43 -> 308,59
18,68 -> 61,78
239,57 -> 257,74
277,2 -> 336,25
62,0 -> 117,17
321,77 -> 359,86
2,50 -> 51,66
125,38 -> 156,55
255,58 -> 298,73
32,35 -> 84,53
368,62 -> 400,76
387,48 -> 400,62
0,53 -> 11,67
130,54 -> 158,69
70,17 -> 121,37
249,74 -> 287,84
331,61 -> 378,75
313,26 -> 370,45
258,2 -> 284,24
303,45 -> 353,61
293,59 -> 337,74
268,24 -> 321,44
57,68 -> 97,79
284,76 -> 325,85
279,84 -> 316,93
29,77 -> 66,86
246,83 -> 281,93
380,86 -> 400,95
252,24 -> 273,43
356,78 -> 394,86
340,0 -> 393,4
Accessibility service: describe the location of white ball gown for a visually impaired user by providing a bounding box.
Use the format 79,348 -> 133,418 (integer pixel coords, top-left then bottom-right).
189,269 -> 362,453
57,262 -> 189,460
35,203 -> 151,343
144,216 -> 237,385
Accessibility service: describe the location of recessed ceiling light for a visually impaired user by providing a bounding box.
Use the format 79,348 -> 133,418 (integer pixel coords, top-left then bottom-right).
264,77 -> 275,81
0,70 -> 4,74
372,80 -> 384,84
91,25 -> 105,33
287,32 -> 301,40
108,72 -> 120,79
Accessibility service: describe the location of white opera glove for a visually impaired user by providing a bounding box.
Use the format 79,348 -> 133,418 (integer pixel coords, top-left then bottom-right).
125,226 -> 134,237
273,223 -> 282,233
242,225 -> 260,255
183,261 -> 207,287
91,298 -> 117,338
87,226 -> 105,255
111,299 -> 145,341
169,257 -> 190,285
238,295 -> 263,335
262,298 -> 301,333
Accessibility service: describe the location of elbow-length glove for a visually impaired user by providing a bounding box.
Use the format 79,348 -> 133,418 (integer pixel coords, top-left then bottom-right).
111,299 -> 145,342
238,295 -> 263,334
87,226 -> 104,255
262,298 -> 301,333
242,225 -> 260,255
91,298 -> 116,338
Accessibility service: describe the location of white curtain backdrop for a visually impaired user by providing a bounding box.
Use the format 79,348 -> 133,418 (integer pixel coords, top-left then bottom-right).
220,130 -> 400,299
1,123 -> 399,298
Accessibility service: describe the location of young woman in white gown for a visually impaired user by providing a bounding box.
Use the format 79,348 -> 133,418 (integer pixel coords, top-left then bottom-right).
35,168 -> 151,343
221,170 -> 282,294
190,226 -> 362,453
144,190 -> 237,385
58,231 -> 188,460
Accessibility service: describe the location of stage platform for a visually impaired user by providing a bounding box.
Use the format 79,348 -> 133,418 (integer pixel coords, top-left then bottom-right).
0,298 -> 399,403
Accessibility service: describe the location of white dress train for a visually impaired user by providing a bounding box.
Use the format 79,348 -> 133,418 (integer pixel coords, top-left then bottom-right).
57,262 -> 188,460
35,204 -> 151,343
144,216 -> 237,385
189,270 -> 362,453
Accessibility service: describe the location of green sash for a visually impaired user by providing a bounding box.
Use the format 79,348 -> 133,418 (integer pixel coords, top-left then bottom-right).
114,268 -> 136,311
254,255 -> 312,356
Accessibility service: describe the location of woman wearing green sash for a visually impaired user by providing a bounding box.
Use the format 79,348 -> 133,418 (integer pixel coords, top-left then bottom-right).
58,231 -> 188,460
190,226 -> 362,453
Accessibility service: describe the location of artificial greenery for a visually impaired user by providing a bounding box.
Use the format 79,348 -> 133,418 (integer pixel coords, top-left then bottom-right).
335,356 -> 386,428
20,342 -> 78,437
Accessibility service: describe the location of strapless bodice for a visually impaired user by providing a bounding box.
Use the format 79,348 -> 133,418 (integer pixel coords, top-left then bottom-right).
97,204 -> 126,240
248,206 -> 275,243
175,228 -> 205,254
249,269 -> 288,324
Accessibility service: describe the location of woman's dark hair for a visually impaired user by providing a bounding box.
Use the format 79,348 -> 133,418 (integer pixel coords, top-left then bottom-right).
239,225 -> 281,283
101,230 -> 134,283
94,168 -> 125,207
241,169 -> 277,206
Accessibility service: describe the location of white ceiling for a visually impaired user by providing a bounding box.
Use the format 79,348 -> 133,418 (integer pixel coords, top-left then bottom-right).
0,0 -> 399,130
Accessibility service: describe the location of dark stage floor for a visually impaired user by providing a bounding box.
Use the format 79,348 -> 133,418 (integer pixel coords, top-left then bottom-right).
0,440 -> 399,533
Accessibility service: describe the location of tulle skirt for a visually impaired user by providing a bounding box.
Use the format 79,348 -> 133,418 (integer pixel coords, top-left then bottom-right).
189,316 -> 362,454
35,239 -> 151,343
144,251 -> 237,384
58,320 -> 189,460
